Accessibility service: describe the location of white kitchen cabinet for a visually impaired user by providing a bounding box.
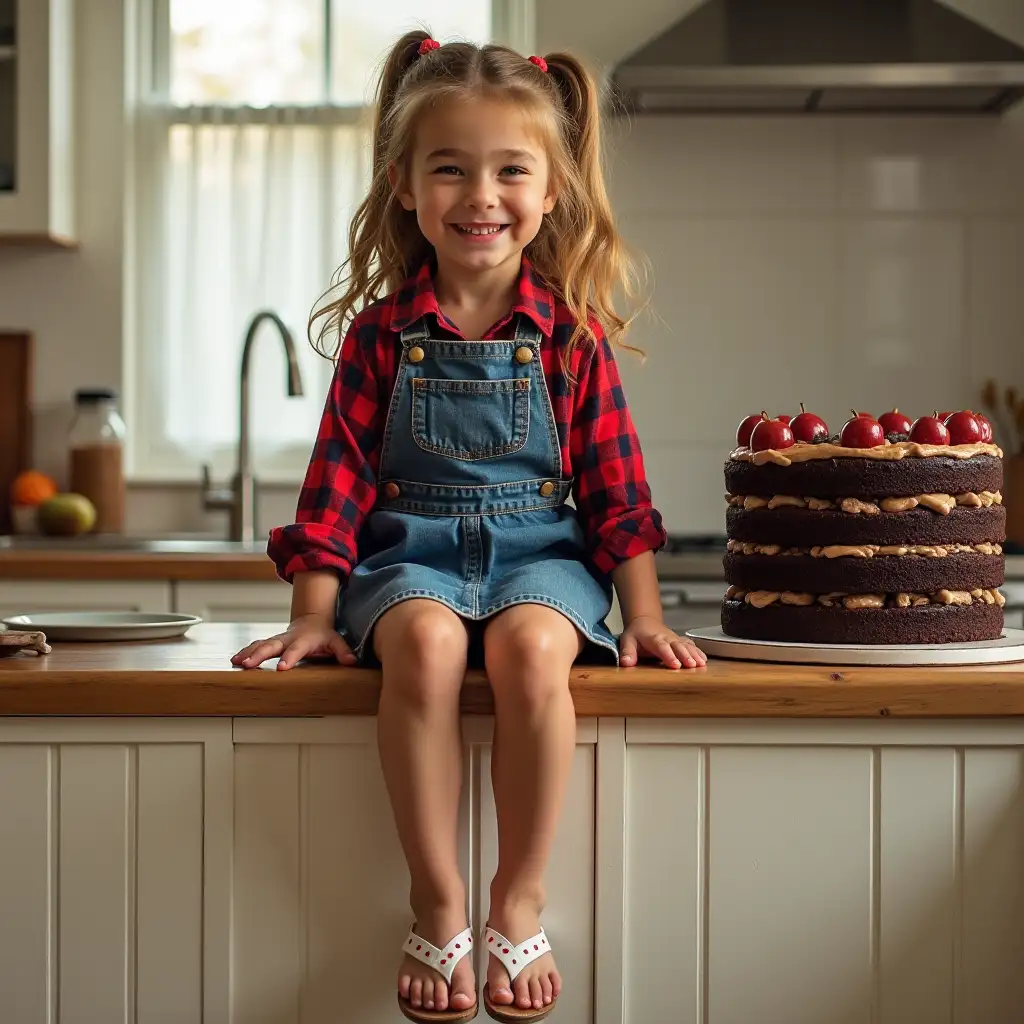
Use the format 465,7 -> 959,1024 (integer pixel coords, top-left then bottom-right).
230,717 -> 598,1024
600,718 -> 1024,1024
174,580 -> 292,624
0,719 -> 232,1024
0,0 -> 75,245
0,579 -> 171,618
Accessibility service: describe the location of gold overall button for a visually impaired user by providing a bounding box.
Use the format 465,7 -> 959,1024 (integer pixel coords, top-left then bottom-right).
515,346 -> 534,364
539,481 -> 555,497
408,346 -> 425,363
384,482 -> 401,499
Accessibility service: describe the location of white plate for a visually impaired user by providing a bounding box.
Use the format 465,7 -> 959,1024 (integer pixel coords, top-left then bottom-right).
685,626 -> 1024,667
2,612 -> 202,643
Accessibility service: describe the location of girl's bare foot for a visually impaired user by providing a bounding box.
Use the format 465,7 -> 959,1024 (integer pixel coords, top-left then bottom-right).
486,896 -> 561,1012
399,901 -> 477,1013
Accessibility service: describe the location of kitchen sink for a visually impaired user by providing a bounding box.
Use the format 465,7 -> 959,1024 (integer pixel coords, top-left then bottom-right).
0,533 -> 267,555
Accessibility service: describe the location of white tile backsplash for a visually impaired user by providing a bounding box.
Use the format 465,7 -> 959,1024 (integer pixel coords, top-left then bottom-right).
611,115 -> 1024,532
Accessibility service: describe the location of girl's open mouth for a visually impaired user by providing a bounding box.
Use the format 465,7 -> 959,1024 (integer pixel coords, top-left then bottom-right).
450,223 -> 510,242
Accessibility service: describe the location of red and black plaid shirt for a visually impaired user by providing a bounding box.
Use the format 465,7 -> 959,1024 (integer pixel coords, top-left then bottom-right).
268,257 -> 666,583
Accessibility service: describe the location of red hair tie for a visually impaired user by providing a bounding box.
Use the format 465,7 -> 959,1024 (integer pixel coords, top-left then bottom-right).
418,38 -> 441,55
528,55 -> 548,73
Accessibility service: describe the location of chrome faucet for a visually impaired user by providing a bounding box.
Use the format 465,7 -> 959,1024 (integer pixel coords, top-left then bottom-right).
201,310 -> 305,543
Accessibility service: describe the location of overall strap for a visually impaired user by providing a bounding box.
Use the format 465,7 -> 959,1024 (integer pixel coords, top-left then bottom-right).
399,317 -> 432,348
512,313 -> 544,346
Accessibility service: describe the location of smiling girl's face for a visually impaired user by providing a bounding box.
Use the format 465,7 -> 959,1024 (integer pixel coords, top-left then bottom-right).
392,96 -> 556,278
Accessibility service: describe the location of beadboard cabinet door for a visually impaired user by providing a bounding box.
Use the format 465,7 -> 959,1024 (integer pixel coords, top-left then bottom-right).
0,719 -> 232,1024
174,580 -> 292,624
0,579 -> 172,618
230,716 -> 598,1024
597,719 -> 1024,1024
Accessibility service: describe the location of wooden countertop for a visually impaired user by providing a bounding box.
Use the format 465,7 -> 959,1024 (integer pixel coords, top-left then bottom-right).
0,547 -> 278,582
1,623 -> 1023,718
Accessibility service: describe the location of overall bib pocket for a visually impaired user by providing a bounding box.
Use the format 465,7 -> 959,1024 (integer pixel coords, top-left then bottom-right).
411,377 -> 530,461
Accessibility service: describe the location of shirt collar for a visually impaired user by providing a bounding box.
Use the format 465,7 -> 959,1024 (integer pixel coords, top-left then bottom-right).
388,255 -> 555,338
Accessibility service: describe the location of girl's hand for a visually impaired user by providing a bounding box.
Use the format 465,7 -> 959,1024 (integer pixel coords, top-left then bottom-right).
231,614 -> 357,671
619,615 -> 707,670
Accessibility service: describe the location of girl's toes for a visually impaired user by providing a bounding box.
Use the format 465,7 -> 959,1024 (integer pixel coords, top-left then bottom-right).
410,978 -> 423,1008
529,976 -> 543,1009
398,971 -> 412,1000
514,976 -> 533,1009
422,977 -> 435,1010
451,986 -> 474,1010
433,979 -> 448,1012
541,974 -> 554,1005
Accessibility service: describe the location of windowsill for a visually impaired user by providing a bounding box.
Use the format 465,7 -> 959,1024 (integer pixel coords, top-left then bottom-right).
126,476 -> 304,491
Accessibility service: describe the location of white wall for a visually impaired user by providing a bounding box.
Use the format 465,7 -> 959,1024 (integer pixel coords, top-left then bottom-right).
0,0 -> 1022,540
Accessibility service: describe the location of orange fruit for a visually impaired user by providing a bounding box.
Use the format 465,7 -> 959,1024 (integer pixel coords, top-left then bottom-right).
10,470 -> 59,507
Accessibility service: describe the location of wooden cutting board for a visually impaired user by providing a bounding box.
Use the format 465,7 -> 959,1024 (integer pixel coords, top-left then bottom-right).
0,332 -> 32,534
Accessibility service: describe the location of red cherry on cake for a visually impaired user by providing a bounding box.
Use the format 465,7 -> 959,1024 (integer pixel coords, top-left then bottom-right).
749,412 -> 795,452
789,403 -> 830,443
736,414 -> 763,448
944,410 -> 983,446
839,410 -> 886,448
908,413 -> 950,445
937,412 -> 954,421
776,414 -> 793,425
877,408 -> 913,435
975,413 -> 994,443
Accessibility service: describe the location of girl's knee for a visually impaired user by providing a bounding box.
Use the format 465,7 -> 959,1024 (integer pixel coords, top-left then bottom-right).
484,610 -> 578,705
375,602 -> 469,703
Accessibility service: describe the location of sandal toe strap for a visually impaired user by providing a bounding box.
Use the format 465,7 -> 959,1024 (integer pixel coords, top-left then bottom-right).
483,926 -> 549,983
402,925 -> 474,985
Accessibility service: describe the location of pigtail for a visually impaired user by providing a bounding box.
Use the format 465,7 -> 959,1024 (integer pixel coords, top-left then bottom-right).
536,54 -> 644,362
309,31 -> 433,359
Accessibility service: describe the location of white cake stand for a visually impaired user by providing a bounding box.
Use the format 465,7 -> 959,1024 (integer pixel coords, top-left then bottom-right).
685,626 -> 1024,667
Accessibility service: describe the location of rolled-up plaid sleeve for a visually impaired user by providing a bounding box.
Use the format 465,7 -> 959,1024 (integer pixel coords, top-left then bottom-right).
267,314 -> 384,584
569,320 -> 667,576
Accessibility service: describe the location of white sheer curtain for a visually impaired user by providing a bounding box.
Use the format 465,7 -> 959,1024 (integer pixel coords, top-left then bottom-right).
130,105 -> 369,481
127,0 -> 527,482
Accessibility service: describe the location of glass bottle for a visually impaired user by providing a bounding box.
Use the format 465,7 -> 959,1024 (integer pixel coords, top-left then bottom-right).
68,388 -> 127,534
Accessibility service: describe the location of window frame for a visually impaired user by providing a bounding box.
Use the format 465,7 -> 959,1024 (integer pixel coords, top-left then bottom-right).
125,0 -> 535,484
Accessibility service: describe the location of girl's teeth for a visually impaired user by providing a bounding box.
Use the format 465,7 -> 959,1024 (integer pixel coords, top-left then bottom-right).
458,225 -> 503,235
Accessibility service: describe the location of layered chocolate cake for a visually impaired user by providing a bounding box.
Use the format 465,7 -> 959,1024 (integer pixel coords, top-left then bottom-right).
722,408 -> 1006,645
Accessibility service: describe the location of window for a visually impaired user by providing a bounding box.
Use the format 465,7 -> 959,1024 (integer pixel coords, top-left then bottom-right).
129,0 -> 533,482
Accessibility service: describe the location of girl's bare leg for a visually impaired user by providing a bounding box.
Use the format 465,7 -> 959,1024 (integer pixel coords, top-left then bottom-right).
482,604 -> 583,1012
375,599 -> 475,1013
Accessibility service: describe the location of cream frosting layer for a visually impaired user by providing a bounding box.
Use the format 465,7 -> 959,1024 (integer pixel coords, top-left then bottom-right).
730,440 -> 1002,467
726,492 -> 1002,515
724,585 -> 1005,610
726,540 -> 1003,558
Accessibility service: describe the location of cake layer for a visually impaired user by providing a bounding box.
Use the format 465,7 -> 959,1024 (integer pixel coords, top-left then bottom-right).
725,453 -> 1002,501
721,600 -> 1003,645
726,505 -> 1006,548
724,551 -> 1004,594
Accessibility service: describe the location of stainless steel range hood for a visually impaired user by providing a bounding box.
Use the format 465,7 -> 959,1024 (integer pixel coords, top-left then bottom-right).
611,0 -> 1024,115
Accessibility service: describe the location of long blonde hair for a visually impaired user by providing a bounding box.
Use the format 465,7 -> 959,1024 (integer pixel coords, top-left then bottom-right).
310,29 -> 643,364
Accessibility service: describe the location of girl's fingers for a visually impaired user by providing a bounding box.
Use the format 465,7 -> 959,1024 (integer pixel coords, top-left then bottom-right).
330,635 -> 357,664
277,638 -> 312,671
619,633 -> 639,666
237,637 -> 286,667
645,637 -> 680,669
671,639 -> 704,668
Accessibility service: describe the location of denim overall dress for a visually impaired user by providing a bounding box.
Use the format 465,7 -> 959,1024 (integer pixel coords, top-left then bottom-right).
336,314 -> 619,665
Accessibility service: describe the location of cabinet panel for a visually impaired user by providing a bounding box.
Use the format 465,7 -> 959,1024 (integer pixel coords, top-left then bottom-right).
174,580 -> 291,624
231,718 -> 598,1024
0,579 -> 171,617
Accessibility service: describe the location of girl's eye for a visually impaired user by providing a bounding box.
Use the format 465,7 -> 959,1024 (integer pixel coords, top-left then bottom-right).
432,165 -> 463,176
501,166 -> 528,176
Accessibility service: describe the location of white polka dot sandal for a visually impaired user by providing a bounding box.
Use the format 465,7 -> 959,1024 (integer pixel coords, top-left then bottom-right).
398,925 -> 478,1022
482,925 -> 557,1022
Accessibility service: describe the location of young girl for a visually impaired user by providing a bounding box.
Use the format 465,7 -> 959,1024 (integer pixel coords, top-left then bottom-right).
233,30 -> 706,1023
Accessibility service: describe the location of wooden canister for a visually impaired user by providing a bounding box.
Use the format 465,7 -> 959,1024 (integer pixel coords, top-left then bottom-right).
1005,454 -> 1024,547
